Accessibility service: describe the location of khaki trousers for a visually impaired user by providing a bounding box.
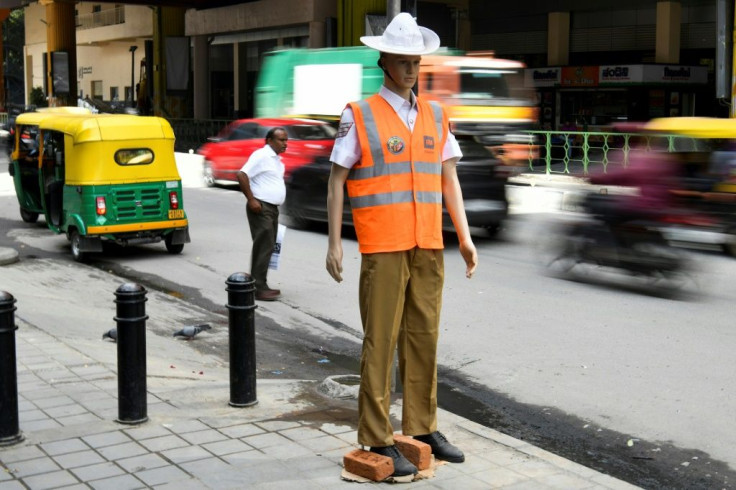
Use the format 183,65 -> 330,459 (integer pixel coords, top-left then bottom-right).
358,248 -> 444,447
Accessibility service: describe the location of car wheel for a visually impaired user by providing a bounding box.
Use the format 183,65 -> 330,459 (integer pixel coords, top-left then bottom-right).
20,207 -> 39,223
165,234 -> 184,254
69,230 -> 87,262
203,162 -> 216,187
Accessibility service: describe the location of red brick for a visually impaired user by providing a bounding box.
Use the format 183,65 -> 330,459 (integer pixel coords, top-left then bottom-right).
343,449 -> 394,481
394,434 -> 432,470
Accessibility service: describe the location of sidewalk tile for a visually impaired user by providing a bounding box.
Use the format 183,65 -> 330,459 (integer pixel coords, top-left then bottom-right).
218,423 -> 264,439
160,445 -> 212,464
87,473 -> 146,490
116,453 -> 168,472
472,466 -> 530,487
21,419 -> 62,431
261,441 -> 313,460
57,412 -> 103,427
241,432 -> 291,449
537,472 -> 596,489
97,441 -> 148,460
179,429 -> 227,445
507,459 -> 561,479
220,449 -> 268,467
19,409 -> 49,422
138,434 -> 189,452
162,420 -> 209,434
201,439 -> 253,456
20,469 -> 79,490
44,403 -> 89,418
256,420 -> 301,431
134,465 -> 189,486
317,423 -> 354,435
0,445 -> 45,464
82,431 -> 132,449
178,456 -> 231,479
122,425 -> 171,441
280,426 -> 326,441
53,449 -> 106,469
432,475 -> 496,489
31,395 -> 75,409
298,435 -> 351,453
7,457 -> 60,478
70,461 -> 126,481
0,482 -> 25,490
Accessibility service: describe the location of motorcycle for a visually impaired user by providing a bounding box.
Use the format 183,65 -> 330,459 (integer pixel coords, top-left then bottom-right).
540,191 -> 696,294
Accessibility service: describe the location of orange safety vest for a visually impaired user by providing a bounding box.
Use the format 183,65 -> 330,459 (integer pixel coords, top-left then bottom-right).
347,94 -> 448,254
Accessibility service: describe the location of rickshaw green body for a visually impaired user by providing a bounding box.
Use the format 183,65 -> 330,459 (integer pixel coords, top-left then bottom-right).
9,109 -> 190,260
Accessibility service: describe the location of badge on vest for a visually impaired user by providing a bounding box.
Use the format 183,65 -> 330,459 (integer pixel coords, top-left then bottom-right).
424,136 -> 435,149
386,136 -> 405,155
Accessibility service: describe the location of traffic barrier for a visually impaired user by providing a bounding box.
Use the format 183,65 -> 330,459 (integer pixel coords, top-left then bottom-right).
226,272 -> 258,407
0,291 -> 23,446
114,283 -> 149,424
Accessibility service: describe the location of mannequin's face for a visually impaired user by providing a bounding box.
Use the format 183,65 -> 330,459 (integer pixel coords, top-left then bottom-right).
381,53 -> 422,92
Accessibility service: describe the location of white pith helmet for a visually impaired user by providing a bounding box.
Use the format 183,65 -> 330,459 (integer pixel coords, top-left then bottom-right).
360,12 -> 440,55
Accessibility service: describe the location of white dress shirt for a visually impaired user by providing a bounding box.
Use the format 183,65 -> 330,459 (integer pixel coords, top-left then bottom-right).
330,86 -> 462,169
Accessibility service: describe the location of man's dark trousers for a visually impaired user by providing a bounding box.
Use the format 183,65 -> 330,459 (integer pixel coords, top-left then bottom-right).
246,200 -> 279,291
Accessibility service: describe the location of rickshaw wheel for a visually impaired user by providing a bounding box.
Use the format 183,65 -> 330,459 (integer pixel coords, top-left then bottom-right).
165,234 -> 184,254
69,230 -> 87,262
20,208 -> 39,223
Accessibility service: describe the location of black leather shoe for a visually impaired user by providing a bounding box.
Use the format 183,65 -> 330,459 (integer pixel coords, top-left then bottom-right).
369,445 -> 418,477
413,431 -> 465,463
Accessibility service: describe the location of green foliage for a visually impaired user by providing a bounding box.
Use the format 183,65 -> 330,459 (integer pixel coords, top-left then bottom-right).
29,87 -> 47,107
3,9 -> 26,105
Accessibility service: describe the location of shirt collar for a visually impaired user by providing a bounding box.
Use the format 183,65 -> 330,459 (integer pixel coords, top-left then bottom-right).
379,85 -> 417,113
263,143 -> 279,157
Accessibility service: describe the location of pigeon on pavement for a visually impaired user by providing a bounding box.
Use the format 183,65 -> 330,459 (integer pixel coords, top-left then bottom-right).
173,323 -> 211,340
102,328 -> 117,342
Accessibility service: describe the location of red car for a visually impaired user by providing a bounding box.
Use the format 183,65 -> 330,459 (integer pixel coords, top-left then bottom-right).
197,117 -> 336,187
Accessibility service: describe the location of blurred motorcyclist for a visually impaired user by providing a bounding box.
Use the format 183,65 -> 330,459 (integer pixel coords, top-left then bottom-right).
586,141 -> 680,248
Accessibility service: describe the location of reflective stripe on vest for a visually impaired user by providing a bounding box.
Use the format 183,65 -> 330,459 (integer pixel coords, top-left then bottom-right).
347,99 -> 443,210
346,94 -> 448,253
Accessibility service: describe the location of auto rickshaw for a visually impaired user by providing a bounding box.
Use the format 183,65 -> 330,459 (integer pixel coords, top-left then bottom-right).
642,117 -> 736,256
9,109 -> 190,261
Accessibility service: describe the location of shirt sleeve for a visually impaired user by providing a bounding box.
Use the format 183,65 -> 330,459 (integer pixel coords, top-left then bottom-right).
240,149 -> 263,177
330,107 -> 361,169
443,130 -> 462,162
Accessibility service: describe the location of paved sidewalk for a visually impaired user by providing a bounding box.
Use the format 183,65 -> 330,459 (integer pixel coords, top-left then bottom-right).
0,253 -> 641,489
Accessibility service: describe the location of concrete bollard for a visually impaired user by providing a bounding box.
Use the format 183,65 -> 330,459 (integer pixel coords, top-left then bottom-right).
114,283 -> 149,424
226,272 -> 258,407
0,291 -> 23,446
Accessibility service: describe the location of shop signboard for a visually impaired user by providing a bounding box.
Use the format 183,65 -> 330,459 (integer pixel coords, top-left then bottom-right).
599,65 -> 643,84
524,67 -> 560,88
642,65 -> 707,84
560,66 -> 598,86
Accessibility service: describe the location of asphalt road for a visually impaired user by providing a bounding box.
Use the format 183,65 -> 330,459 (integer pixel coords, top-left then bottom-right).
1,151 -> 735,489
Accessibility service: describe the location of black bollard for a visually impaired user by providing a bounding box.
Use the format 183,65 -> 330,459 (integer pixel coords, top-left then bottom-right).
114,283 -> 149,424
226,272 -> 258,407
0,291 -> 23,446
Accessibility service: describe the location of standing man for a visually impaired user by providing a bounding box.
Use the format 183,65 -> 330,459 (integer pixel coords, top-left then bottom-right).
237,127 -> 287,301
325,13 -> 477,477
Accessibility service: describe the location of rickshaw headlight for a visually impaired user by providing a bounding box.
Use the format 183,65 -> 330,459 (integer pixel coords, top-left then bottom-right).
169,191 -> 179,210
96,196 -> 107,215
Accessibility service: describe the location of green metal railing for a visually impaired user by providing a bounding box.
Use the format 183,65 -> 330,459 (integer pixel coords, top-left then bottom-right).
160,119 -> 710,172
526,130 -> 707,175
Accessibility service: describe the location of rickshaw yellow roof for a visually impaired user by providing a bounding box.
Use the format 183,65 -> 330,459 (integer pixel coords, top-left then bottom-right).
35,114 -> 175,142
644,117 -> 736,138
